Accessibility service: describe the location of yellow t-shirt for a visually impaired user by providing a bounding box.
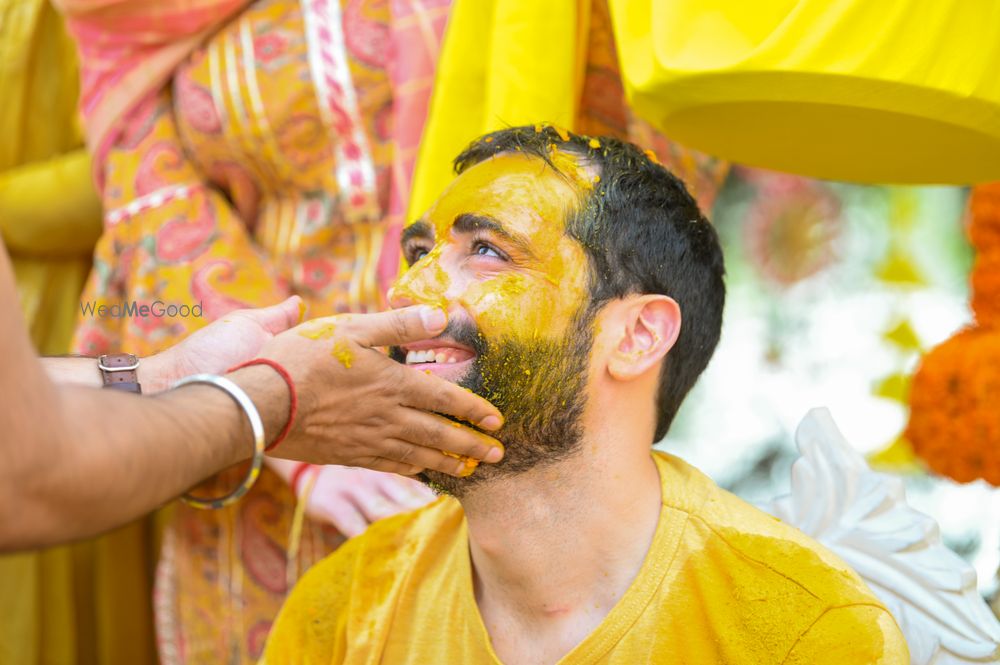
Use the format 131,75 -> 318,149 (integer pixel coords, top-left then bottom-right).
264,452 -> 909,664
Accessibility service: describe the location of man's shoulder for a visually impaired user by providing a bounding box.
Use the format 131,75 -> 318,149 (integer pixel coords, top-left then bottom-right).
265,496 -> 464,661
653,451 -> 885,607
315,494 -> 464,580
651,452 -> 908,663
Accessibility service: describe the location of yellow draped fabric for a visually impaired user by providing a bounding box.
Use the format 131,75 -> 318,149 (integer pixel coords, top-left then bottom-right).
610,0 -> 1000,184
0,1 -> 156,663
407,0 -> 589,220
408,0 -> 729,225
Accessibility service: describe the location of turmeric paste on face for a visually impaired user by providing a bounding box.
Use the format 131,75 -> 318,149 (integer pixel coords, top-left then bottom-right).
394,153 -> 591,343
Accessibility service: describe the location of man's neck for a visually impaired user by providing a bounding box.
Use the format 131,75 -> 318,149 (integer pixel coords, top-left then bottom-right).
460,428 -> 662,663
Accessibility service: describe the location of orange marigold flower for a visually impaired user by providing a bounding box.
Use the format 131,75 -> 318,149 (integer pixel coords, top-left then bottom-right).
908,182 -> 1000,487
906,327 -> 1000,486
968,184 -> 1000,330
971,250 -> 1000,327
969,183 -> 1000,252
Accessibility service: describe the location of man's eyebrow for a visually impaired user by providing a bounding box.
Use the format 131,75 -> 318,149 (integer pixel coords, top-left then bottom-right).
452,213 -> 535,258
401,220 -> 433,246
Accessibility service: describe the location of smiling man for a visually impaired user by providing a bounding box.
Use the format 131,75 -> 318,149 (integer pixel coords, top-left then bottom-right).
263,126 -> 908,664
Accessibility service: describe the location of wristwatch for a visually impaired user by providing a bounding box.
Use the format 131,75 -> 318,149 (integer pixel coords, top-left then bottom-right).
98,353 -> 142,394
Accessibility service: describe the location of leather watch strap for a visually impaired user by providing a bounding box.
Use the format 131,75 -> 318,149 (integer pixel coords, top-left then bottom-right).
98,353 -> 142,394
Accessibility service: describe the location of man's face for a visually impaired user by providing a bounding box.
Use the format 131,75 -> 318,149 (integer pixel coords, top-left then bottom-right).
389,152 -> 596,495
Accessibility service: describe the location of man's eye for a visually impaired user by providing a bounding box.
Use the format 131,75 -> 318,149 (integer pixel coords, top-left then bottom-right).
472,241 -> 503,259
409,247 -> 430,263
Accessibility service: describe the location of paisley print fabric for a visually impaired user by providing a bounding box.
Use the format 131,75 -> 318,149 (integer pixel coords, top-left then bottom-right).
72,1 -> 400,662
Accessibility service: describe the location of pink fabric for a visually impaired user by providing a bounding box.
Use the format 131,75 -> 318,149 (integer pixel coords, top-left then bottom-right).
53,0 -> 250,183
376,0 -> 452,293
55,0 -> 452,288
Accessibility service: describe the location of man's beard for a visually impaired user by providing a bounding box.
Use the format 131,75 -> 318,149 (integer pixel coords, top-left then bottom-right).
389,308 -> 594,498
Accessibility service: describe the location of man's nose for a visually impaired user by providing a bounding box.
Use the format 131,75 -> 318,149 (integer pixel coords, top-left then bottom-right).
387,263 -> 442,310
387,280 -> 414,309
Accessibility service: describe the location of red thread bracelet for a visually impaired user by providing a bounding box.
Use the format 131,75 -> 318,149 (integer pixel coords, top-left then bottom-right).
227,358 -> 297,451
289,462 -> 316,497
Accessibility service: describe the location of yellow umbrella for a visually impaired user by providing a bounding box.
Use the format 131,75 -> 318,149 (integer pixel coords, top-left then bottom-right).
611,0 -> 1000,184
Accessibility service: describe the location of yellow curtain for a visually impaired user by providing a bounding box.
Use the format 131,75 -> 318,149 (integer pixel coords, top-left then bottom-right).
0,1 -> 157,663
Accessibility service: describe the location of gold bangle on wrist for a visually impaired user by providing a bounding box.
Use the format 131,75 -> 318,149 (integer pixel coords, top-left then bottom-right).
173,374 -> 265,510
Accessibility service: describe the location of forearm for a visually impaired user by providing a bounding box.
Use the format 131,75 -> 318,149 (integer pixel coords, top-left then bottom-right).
0,364 -> 290,551
0,233 -> 293,550
41,354 -> 173,393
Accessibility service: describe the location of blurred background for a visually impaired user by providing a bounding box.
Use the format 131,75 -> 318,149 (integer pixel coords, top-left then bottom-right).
666,172 -> 1000,602
2,0 -> 998,663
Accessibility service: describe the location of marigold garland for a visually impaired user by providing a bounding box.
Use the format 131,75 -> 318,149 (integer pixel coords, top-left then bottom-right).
971,251 -> 1000,328
907,328 -> 1000,484
969,183 -> 1000,328
906,183 -> 1000,486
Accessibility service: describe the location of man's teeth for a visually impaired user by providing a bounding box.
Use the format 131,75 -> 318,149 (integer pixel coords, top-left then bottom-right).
405,349 -> 463,365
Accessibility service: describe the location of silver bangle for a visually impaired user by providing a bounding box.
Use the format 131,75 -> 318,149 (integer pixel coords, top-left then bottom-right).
172,373 -> 265,510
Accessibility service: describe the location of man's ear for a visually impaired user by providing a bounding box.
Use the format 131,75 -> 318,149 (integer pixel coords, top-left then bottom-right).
606,295 -> 681,382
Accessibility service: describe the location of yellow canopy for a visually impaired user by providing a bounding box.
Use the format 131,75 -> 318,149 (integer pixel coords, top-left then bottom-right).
611,0 -> 1000,184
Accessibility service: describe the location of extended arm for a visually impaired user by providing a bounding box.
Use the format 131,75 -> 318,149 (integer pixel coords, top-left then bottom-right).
0,235 -> 505,551
0,235 -> 292,548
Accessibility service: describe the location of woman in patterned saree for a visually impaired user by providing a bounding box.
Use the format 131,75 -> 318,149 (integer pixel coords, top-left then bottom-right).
56,0 -> 450,661
56,0 -> 727,661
